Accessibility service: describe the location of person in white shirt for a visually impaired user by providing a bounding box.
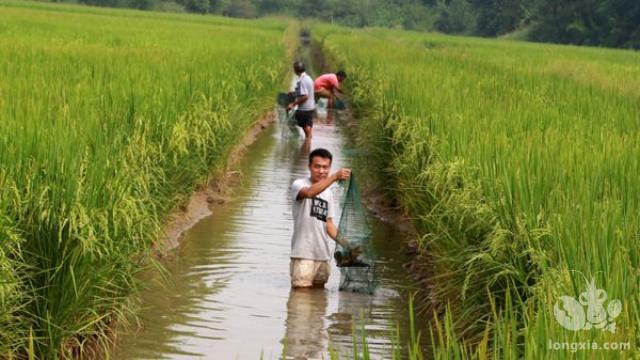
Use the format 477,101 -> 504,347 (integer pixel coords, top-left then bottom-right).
289,148 -> 351,288
286,61 -> 316,139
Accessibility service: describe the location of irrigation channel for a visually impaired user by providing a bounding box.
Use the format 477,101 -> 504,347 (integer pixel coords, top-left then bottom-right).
113,104 -> 424,359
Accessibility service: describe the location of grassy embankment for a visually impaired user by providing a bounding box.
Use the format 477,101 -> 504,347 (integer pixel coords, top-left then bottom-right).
314,25 -> 640,358
0,2 -> 291,357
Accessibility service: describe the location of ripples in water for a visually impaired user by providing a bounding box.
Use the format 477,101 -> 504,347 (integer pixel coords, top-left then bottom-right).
114,107 -> 421,359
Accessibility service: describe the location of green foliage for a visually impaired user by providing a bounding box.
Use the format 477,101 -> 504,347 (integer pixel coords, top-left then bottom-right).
529,0 -> 640,49
223,0 -> 257,17
0,1 -> 288,357
435,0 -> 477,34
472,0 -> 526,36
181,0 -> 209,12
45,0 -> 639,49
315,23 -> 640,357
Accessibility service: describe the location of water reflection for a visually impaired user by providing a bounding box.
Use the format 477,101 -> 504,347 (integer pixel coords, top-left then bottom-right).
113,103 -> 424,359
283,289 -> 329,360
328,288 -> 397,358
282,285 -> 401,360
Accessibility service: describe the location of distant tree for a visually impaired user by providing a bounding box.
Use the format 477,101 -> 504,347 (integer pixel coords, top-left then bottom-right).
224,0 -> 257,17
600,0 -> 640,48
365,0 -> 405,28
255,0 -> 284,14
472,0 -> 525,36
180,0 -> 210,13
436,0 -> 477,34
79,0 -> 127,7
528,0 -> 598,45
420,0 -> 437,6
402,2 -> 436,30
70,0 -> 640,50
128,0 -> 156,9
331,0 -> 369,27
294,0 -> 337,20
529,0 -> 640,48
208,0 -> 224,12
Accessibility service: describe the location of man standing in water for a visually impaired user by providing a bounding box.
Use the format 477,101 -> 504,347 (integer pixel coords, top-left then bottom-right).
286,61 -> 316,139
290,148 -> 351,288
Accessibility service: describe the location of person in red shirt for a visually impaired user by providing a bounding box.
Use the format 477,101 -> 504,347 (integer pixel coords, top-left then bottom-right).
314,71 -> 347,109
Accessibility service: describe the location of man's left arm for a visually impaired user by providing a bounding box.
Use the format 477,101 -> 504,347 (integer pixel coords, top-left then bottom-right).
326,191 -> 348,248
327,218 -> 348,248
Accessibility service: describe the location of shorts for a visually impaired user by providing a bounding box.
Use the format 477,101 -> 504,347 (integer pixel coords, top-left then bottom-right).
315,87 -> 332,99
294,109 -> 315,128
290,259 -> 330,288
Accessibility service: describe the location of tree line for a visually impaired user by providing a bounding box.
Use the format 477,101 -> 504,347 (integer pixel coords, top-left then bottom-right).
59,0 -> 640,49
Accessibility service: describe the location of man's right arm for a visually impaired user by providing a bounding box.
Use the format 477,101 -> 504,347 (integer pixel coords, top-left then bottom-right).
332,76 -> 344,95
296,169 -> 351,201
287,95 -> 308,111
288,77 -> 312,111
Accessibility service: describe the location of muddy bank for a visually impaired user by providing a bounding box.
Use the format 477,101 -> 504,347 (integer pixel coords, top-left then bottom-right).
112,31 -> 430,359
112,104 -> 428,359
332,107 -> 432,302
83,110 -> 279,360
157,110 -> 277,253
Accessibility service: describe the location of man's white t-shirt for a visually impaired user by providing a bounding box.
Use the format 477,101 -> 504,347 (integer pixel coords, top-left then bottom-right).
290,72 -> 315,111
290,177 -> 335,261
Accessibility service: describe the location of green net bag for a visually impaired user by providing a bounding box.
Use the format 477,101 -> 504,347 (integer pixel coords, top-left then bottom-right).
276,92 -> 295,107
334,175 -> 378,294
334,98 -> 346,110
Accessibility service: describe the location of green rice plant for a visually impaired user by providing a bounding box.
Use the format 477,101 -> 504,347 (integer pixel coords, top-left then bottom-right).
0,195 -> 27,357
0,1 -> 290,357
313,24 -> 640,358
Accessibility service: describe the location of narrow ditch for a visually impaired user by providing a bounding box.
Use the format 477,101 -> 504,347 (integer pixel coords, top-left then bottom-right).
112,33 -> 427,359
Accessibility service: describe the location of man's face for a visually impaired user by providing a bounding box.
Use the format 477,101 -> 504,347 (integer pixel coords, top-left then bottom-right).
309,156 -> 332,183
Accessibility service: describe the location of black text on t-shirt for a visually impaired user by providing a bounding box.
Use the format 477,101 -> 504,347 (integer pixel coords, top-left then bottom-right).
310,197 -> 328,222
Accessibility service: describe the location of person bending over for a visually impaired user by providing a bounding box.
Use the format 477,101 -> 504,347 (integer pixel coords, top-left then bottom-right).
314,71 -> 346,109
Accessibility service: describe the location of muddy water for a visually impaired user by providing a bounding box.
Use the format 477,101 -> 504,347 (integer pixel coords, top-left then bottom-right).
114,106 -> 423,359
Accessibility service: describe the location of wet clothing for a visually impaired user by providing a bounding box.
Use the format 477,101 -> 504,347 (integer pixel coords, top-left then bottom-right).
294,109 -> 315,128
290,177 -> 335,261
290,259 -> 330,287
314,74 -> 339,92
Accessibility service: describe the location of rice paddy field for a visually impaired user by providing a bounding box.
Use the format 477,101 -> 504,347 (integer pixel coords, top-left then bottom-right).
313,25 -> 640,358
2,0 -> 639,357
0,1 -> 289,357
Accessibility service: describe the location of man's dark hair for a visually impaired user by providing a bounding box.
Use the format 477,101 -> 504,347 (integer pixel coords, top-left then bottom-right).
293,61 -> 306,73
336,70 -> 347,79
309,148 -> 333,165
